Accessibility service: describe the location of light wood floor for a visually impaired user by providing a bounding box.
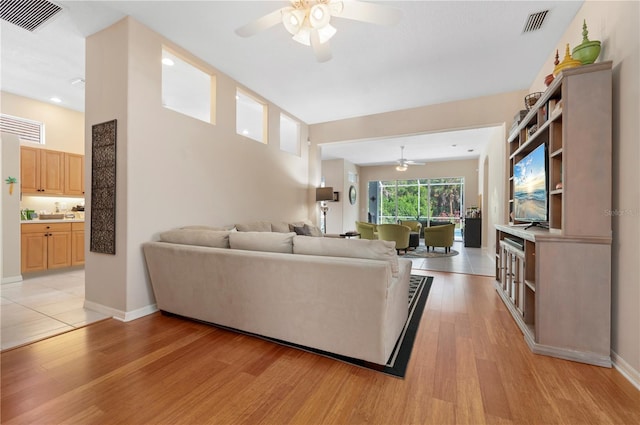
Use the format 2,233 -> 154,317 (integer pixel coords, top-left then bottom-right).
2,271 -> 638,425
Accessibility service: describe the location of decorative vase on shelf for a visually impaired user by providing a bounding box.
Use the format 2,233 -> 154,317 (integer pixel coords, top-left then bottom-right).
572,19 -> 601,65
544,50 -> 560,86
544,73 -> 555,86
553,43 -> 582,76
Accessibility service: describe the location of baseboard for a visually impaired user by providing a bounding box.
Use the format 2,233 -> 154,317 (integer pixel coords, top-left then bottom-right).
83,301 -> 158,322
1,274 -> 23,284
123,304 -> 158,322
611,350 -> 640,390
531,342 -> 612,368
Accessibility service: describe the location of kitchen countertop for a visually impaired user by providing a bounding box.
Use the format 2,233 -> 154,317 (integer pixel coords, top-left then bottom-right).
21,218 -> 85,224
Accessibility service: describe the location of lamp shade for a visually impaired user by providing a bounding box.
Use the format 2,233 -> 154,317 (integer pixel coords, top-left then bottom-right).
316,187 -> 334,201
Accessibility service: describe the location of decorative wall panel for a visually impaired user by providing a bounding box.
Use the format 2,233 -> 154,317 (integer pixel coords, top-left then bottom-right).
90,119 -> 117,254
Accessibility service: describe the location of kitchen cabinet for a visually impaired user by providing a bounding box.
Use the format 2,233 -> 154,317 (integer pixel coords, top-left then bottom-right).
20,147 -> 65,195
64,152 -> 85,196
21,222 -> 76,273
20,147 -> 84,196
71,222 -> 85,266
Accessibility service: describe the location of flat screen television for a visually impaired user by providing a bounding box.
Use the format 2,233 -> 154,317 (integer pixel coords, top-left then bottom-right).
513,143 -> 548,225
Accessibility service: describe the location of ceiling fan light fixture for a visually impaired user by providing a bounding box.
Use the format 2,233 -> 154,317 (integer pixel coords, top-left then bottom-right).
309,4 -> 331,28
282,8 -> 306,35
293,23 -> 336,46
396,164 -> 408,172
237,0 -> 398,62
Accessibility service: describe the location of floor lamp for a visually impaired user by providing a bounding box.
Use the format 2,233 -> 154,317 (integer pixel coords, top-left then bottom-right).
316,187 -> 334,234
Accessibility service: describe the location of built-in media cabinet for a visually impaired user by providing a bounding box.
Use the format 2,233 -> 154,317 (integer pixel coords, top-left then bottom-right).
496,62 -> 612,367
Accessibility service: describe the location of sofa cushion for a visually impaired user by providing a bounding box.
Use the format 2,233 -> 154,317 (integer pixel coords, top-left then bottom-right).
235,221 -> 273,232
229,231 -> 295,254
159,229 -> 230,248
271,221 -> 293,233
292,236 -> 399,277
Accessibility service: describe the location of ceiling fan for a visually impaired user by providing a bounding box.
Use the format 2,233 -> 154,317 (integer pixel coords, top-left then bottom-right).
235,0 -> 402,62
395,146 -> 425,171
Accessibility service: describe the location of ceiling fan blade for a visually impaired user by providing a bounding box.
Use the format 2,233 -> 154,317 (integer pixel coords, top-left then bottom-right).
335,0 -> 402,26
235,8 -> 284,37
310,29 -> 332,62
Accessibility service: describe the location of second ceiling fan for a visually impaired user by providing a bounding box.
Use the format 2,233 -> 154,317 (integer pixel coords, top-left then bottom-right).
395,146 -> 425,171
235,0 -> 402,62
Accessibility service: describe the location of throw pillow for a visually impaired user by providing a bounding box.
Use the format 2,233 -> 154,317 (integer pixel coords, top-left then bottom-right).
292,236 -> 399,277
271,221 -> 295,233
293,226 -> 311,236
159,229 -> 230,248
229,231 -> 295,254
288,221 -> 307,232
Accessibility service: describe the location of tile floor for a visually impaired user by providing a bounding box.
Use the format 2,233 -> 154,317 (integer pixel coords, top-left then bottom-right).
1,268 -> 110,351
1,240 -> 494,351
406,240 -> 496,276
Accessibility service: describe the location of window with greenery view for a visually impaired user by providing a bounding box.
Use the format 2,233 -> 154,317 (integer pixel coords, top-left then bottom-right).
370,178 -> 464,227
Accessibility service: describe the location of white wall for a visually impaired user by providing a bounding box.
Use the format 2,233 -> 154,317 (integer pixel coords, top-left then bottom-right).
321,159 -> 344,234
320,158 -> 360,234
342,160 -> 359,233
529,0 -> 639,385
1,133 -> 21,283
478,125 -> 507,251
84,18 -> 312,319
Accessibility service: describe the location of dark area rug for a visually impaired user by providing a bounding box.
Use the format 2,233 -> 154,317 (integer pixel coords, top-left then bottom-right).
163,275 -> 433,378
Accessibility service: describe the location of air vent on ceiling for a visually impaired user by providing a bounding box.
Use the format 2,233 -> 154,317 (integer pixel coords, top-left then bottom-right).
523,10 -> 549,33
0,0 -> 62,32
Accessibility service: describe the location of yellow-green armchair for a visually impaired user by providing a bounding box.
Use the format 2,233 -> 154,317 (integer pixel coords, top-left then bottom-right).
355,221 -> 377,240
399,220 -> 422,234
376,223 -> 411,254
423,223 -> 455,253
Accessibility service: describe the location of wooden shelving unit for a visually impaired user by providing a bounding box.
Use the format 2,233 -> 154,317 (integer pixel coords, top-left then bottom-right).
495,62 -> 613,367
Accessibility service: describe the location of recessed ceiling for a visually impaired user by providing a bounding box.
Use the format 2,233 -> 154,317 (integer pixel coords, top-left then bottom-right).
320,125 -> 504,166
0,0 -> 583,163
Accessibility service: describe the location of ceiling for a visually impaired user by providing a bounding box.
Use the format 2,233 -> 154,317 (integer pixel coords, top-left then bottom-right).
0,0 -> 583,166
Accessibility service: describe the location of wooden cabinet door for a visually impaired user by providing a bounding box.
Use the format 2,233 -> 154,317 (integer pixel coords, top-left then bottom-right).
47,231 -> 72,269
71,229 -> 85,266
40,150 -> 65,194
21,233 -> 47,273
65,153 -> 84,196
20,146 -> 40,194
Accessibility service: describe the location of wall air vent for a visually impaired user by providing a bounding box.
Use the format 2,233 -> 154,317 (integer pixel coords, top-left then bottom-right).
0,0 -> 62,32
523,10 -> 549,33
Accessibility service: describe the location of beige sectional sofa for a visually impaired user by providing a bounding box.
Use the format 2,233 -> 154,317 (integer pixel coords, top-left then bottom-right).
142,225 -> 412,365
